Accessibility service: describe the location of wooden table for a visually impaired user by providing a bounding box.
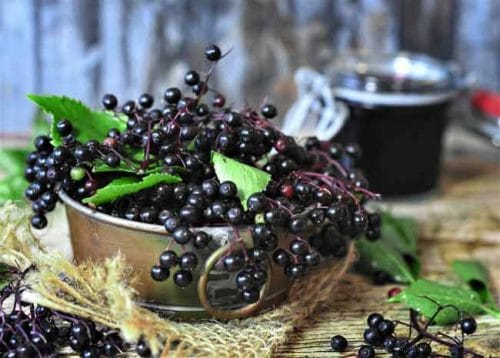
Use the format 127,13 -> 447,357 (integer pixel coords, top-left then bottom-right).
276,134 -> 500,357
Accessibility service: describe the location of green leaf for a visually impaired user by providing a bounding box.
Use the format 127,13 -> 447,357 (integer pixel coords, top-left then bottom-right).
186,139 -> 196,152
0,176 -> 28,204
356,212 -> 420,283
0,149 -> 29,175
82,173 -> 181,205
388,279 -> 500,325
452,260 -> 496,307
0,179 -> 15,203
382,212 -> 418,253
131,150 -> 146,161
356,240 -> 416,283
211,151 -> 271,210
27,95 -> 127,146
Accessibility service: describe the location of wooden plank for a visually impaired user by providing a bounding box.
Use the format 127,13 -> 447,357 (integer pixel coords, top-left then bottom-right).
3,0 -> 500,133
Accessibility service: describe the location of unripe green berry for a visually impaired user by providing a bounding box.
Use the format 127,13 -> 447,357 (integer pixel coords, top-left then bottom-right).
70,166 -> 86,181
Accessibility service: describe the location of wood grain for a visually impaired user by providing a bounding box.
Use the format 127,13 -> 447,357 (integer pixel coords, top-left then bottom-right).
2,0 -> 500,133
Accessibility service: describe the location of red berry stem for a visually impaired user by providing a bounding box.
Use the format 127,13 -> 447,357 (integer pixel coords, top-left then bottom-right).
265,197 -> 294,216
141,121 -> 153,170
311,149 -> 348,177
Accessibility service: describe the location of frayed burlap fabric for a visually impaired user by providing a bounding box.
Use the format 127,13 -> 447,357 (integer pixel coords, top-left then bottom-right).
0,202 -> 354,357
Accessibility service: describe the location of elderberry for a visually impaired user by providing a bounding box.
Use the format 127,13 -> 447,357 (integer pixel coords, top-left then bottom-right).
205,44 -> 222,61
173,270 -> 193,287
330,335 -> 348,352
460,317 -> 477,334
102,94 -> 118,110
261,104 -> 277,119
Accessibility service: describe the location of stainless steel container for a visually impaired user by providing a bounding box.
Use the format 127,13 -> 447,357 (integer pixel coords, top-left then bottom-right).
59,191 -> 320,319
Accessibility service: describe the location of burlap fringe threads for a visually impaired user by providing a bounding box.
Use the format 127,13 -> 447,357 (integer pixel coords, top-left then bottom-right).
0,202 -> 355,357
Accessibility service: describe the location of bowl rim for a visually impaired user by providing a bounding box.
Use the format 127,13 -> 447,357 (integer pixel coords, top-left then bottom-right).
58,190 -> 245,234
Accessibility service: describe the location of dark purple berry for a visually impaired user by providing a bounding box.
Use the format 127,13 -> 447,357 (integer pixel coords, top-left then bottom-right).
460,317 -> 477,334
164,87 -> 181,104
330,335 -> 348,352
367,312 -> 384,329
173,270 -> 193,287
138,93 -> 154,109
205,44 -> 222,61
56,119 -> 73,136
179,252 -> 198,271
261,104 -> 277,119
223,254 -> 244,272
159,250 -> 178,269
102,94 -> 118,110
31,214 -> 47,229
184,70 -> 200,86
363,328 -> 381,345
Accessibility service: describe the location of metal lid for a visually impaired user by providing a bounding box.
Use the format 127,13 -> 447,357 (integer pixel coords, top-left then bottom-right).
327,52 -> 461,106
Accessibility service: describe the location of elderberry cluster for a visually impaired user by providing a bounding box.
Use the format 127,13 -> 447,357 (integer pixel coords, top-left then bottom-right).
24,44 -> 381,303
330,310 -> 483,358
0,272 -> 128,357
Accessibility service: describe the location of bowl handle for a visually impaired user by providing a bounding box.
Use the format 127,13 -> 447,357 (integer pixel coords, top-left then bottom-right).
197,244 -> 272,320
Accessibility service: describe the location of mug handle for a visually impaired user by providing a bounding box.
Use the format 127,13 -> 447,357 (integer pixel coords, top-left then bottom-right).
197,244 -> 272,320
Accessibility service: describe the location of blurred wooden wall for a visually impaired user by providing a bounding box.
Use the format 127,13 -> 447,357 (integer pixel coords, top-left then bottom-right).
1,0 -> 498,133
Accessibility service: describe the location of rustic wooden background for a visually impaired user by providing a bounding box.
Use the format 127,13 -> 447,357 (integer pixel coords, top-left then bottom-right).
1,0 -> 499,134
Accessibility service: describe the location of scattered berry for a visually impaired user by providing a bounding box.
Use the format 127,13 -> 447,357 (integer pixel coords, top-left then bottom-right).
330,335 -> 348,352
460,317 -> 477,335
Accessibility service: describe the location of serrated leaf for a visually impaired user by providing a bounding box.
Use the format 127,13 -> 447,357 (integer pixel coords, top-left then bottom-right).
356,212 -> 420,283
82,173 -> 181,205
27,95 -> 127,146
211,151 -> 271,210
452,260 -> 496,307
388,279 -> 500,325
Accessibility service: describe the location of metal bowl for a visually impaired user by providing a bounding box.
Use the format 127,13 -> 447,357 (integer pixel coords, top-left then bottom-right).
59,191 -> 313,319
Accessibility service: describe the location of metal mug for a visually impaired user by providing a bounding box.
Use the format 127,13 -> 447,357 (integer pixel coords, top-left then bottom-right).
59,191 -> 325,319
